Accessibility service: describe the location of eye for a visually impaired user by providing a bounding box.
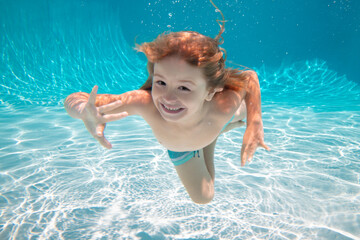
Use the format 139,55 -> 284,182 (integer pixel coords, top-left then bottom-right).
155,80 -> 166,86
179,86 -> 191,91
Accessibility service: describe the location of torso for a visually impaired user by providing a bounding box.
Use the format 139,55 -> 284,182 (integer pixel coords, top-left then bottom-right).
140,89 -> 245,151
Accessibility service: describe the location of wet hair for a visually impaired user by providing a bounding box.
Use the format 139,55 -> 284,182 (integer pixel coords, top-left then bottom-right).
136,0 -> 247,92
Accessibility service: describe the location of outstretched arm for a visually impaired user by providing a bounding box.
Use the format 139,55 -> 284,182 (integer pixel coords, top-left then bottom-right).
241,71 -> 270,166
64,86 -> 128,149
65,85 -> 153,149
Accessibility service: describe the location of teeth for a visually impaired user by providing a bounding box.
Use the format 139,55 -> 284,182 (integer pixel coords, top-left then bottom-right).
163,104 -> 180,111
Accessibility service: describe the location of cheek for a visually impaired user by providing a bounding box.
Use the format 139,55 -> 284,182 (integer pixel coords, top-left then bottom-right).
151,86 -> 161,98
151,91 -> 159,105
182,92 -> 206,108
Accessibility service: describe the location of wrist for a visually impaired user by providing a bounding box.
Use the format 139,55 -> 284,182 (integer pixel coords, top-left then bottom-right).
246,117 -> 263,127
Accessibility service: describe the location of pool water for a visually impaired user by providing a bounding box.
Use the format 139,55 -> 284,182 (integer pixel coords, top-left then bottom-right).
1,0 -> 360,239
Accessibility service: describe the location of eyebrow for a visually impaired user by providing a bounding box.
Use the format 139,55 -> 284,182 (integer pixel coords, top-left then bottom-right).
153,73 -> 197,86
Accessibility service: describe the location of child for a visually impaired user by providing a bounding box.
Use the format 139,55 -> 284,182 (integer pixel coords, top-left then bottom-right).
64,5 -> 270,204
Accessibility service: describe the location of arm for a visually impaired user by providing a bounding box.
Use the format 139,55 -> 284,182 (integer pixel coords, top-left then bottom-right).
241,71 -> 270,166
64,85 -> 150,149
64,87 -> 128,119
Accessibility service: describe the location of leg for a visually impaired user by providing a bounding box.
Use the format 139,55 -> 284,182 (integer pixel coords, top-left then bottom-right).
174,139 -> 218,204
173,101 -> 247,204
202,138 -> 218,180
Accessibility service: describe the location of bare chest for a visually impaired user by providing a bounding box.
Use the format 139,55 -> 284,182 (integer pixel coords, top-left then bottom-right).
150,119 -> 223,152
141,89 -> 242,151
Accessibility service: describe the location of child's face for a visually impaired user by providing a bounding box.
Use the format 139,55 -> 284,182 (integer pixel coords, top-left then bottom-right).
152,55 -> 213,123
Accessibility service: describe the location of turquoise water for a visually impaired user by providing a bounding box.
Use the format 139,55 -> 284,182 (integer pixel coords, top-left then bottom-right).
1,0 -> 360,239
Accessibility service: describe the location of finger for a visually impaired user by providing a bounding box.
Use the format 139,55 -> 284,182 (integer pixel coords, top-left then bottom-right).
241,146 -> 247,167
241,144 -> 256,166
98,100 -> 123,114
96,124 -> 106,137
97,135 -> 112,149
241,151 -> 247,167
101,112 -> 128,123
247,153 -> 253,163
260,141 -> 271,151
88,85 -> 98,104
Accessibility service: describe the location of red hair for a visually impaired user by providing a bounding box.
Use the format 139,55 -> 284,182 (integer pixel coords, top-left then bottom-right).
136,2 -> 247,92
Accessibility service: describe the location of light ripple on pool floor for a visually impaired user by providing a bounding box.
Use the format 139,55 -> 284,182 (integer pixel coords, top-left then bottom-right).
0,98 -> 359,239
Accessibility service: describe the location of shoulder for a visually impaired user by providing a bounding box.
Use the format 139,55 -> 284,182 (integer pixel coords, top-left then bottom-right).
213,71 -> 257,108
241,70 -> 259,89
241,70 -> 258,78
235,70 -> 259,85
211,88 -> 244,116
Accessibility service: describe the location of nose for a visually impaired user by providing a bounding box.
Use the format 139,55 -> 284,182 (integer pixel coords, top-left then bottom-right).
163,89 -> 177,103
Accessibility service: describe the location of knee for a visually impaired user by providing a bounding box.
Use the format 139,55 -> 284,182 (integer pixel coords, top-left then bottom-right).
192,195 -> 214,204
189,186 -> 215,205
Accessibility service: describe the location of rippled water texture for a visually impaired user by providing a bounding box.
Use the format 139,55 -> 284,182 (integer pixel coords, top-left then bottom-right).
1,1 -> 360,240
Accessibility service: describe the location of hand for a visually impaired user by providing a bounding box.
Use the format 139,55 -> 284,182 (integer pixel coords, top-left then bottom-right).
80,86 -> 128,149
240,121 -> 270,166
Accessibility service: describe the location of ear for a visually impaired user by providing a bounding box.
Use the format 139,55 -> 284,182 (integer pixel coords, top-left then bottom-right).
205,87 -> 223,101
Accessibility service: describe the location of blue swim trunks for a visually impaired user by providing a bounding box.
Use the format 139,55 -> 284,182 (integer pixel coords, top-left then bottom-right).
168,115 -> 235,166
168,150 -> 200,166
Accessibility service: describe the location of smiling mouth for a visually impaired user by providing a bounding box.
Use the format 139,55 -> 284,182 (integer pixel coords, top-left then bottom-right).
161,103 -> 185,114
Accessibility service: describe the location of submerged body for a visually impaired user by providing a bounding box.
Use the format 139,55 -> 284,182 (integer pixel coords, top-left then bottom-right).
65,56 -> 267,204
65,30 -> 269,204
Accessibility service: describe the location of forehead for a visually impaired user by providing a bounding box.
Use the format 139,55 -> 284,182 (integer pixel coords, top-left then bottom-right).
153,55 -> 205,81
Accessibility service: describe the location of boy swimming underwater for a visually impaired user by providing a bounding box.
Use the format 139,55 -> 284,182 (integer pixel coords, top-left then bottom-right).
64,1 -> 270,204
